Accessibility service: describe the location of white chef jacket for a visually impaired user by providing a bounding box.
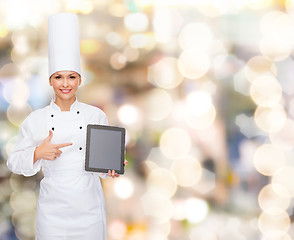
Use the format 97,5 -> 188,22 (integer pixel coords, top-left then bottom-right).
7,99 -> 108,240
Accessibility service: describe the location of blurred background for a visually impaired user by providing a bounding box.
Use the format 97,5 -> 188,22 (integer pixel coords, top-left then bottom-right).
1,0 -> 294,239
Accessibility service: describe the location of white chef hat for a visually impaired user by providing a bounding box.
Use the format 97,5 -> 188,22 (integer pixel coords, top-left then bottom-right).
48,13 -> 81,77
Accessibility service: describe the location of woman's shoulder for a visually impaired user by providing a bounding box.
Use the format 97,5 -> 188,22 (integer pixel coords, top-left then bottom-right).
26,105 -> 50,120
20,105 -> 50,130
79,102 -> 106,116
79,102 -> 108,124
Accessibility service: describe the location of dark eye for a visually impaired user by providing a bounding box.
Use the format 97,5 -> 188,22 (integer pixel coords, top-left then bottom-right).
70,76 -> 76,79
55,76 -> 61,79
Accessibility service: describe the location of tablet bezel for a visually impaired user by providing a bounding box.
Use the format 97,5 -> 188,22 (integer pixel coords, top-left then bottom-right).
85,124 -> 125,174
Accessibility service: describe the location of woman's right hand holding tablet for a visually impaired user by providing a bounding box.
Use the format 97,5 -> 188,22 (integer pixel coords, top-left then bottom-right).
33,130 -> 72,163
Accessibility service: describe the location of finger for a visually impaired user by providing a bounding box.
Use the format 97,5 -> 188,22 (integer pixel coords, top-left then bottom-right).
55,143 -> 73,149
108,170 -> 112,176
46,130 -> 53,142
55,150 -> 62,157
43,153 -> 57,161
112,170 -> 115,178
124,160 -> 128,166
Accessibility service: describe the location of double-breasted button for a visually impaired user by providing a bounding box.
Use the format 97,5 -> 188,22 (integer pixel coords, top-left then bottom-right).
51,114 -> 54,117
79,147 -> 82,150
52,127 -> 54,131
79,126 -> 82,129
77,111 -> 80,114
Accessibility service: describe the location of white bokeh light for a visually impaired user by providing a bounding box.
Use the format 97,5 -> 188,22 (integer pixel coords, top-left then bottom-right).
159,128 -> 191,160
124,13 -> 149,32
185,198 -> 209,224
272,166 -> 294,197
146,168 -> 177,198
147,57 -> 184,89
245,56 -> 277,82
178,50 -> 210,79
144,89 -> 173,121
258,184 -> 291,215
253,144 -> 285,176
250,75 -> 282,107
113,177 -> 134,200
254,104 -> 287,133
3,78 -> 30,107
186,90 -> 213,116
171,155 -> 202,187
178,22 -> 212,51
118,104 -> 141,125
184,91 -> 216,130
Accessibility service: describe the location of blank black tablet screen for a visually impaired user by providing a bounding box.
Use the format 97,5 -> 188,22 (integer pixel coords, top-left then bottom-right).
85,125 -> 125,174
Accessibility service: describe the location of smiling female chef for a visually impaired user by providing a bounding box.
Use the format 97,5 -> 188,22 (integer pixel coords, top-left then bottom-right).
7,13 -> 123,240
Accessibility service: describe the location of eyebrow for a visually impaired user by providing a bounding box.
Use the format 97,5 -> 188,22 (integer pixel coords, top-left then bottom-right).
54,73 -> 77,77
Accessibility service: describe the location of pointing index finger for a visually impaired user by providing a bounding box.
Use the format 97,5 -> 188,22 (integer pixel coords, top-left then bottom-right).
55,143 -> 73,149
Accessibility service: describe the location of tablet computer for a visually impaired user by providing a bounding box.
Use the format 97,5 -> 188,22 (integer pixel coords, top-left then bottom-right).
85,124 -> 125,174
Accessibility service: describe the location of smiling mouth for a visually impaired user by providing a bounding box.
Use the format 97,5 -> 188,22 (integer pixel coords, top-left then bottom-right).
60,89 -> 71,94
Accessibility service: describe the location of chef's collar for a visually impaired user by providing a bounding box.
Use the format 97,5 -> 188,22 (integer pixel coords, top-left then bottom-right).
50,98 -> 79,112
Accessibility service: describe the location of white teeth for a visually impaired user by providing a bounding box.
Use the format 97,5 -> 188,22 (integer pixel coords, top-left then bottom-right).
61,89 -> 70,93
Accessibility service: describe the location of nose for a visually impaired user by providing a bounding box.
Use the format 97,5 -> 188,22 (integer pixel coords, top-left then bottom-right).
62,78 -> 68,87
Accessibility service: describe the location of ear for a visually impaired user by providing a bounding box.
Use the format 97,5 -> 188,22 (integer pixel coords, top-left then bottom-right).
49,77 -> 53,86
78,76 -> 82,86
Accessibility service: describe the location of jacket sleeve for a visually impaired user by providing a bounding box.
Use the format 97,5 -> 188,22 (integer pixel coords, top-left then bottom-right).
99,112 -> 108,126
7,118 -> 43,177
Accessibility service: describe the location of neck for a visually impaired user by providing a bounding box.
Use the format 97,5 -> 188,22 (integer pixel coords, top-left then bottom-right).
54,97 -> 76,111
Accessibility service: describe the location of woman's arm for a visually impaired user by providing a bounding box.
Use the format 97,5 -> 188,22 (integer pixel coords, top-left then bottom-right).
7,122 -> 43,177
33,130 -> 72,162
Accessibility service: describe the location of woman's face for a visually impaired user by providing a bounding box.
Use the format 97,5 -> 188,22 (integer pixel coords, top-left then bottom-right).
49,71 -> 81,103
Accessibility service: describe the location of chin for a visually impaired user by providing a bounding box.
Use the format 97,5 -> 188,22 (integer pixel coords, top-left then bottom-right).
56,94 -> 75,101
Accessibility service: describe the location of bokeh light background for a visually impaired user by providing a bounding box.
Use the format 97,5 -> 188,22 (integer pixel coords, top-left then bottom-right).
1,0 -> 294,239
